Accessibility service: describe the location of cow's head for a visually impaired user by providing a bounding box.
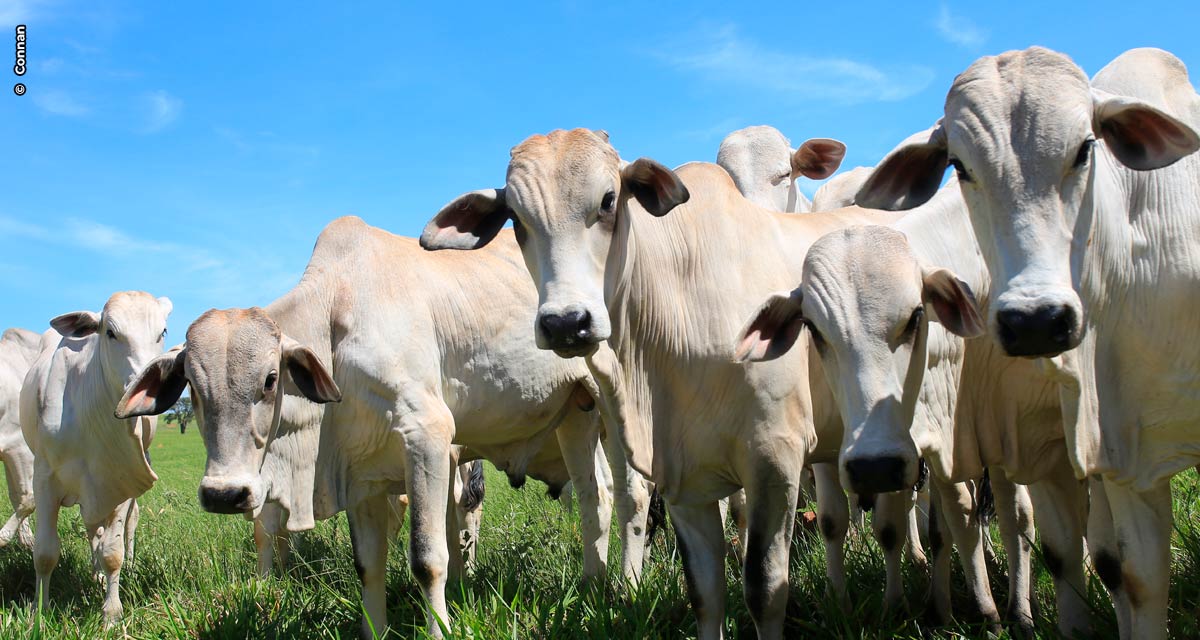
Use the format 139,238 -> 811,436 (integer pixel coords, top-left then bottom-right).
734,226 -> 983,494
116,307 -> 340,515
420,129 -> 690,357
856,47 -> 1200,358
51,291 -> 172,389
717,125 -> 846,212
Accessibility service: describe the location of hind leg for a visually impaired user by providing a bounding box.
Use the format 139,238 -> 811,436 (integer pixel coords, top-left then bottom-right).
0,446 -> 35,548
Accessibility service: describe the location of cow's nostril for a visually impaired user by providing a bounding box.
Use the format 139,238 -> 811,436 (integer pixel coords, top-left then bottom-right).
540,310 -> 593,347
1049,306 -> 1075,348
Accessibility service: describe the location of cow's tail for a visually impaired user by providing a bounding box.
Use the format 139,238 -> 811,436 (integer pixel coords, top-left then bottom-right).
460,460 -> 486,512
975,469 -> 995,525
645,487 -> 667,547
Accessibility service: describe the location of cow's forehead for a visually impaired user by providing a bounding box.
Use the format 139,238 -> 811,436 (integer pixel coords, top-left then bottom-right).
506,128 -> 621,212
102,290 -> 163,322
946,48 -> 1091,158
804,226 -> 922,320
720,126 -> 790,161
185,308 -> 280,392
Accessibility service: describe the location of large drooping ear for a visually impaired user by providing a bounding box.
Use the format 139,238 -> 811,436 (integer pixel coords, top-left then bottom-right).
620,158 -> 690,217
420,188 -> 510,251
281,336 -> 342,404
50,311 -> 101,338
115,347 -> 188,418
791,138 -> 847,180
855,122 -> 948,211
922,267 -> 984,338
1091,88 -> 1200,171
733,290 -> 806,362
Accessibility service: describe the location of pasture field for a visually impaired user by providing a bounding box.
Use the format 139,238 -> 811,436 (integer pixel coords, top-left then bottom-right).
1,420 -> 1200,639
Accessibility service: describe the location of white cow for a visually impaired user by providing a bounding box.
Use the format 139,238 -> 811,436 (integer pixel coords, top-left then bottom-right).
716,125 -> 846,213
854,47 -> 1200,639
719,132 -> 933,612
420,128 -> 900,638
810,166 -> 873,212
116,216 -> 647,638
20,291 -> 172,623
0,328 -> 51,548
737,178 -> 1098,635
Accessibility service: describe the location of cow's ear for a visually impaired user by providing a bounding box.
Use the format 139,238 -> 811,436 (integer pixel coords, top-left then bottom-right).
420,188 -> 510,251
50,311 -> 101,338
792,138 -> 847,180
621,158 -> 690,217
116,347 -> 188,418
1092,88 -> 1200,171
734,290 -> 806,362
281,336 -> 342,404
157,296 -> 173,317
922,267 -> 984,338
856,122 -> 948,211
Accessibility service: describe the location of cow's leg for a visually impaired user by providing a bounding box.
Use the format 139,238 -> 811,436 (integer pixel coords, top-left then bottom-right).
605,433 -> 649,584
445,452 -> 466,585
0,447 -> 34,548
670,501 -> 726,640
1101,478 -> 1172,640
253,516 -> 275,578
32,471 -> 61,614
932,478 -> 1001,630
742,467 -> 800,639
401,420 -> 453,637
987,468 -> 1035,636
124,499 -> 140,562
727,489 -> 749,558
1087,476 -> 1132,634
1026,466 -> 1090,637
812,462 -> 849,609
459,491 -> 482,574
387,494 -> 409,540
905,489 -> 927,571
349,491 -> 391,638
926,481 -> 952,625
254,502 -> 289,578
556,413 -> 612,584
873,490 -> 911,615
97,499 -> 132,625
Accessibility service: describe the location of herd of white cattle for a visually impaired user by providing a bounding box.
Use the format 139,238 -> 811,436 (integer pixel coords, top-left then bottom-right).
2,45 -> 1199,639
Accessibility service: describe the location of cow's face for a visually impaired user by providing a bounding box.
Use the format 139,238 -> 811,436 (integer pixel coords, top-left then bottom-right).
51,291 -> 172,387
421,129 -> 689,358
855,47 -> 1200,358
734,226 -> 983,494
718,125 -> 846,212
115,307 -> 340,516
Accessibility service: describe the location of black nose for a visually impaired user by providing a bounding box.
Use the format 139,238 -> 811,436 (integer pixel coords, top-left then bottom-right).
996,305 -> 1078,357
539,310 -> 593,348
198,485 -> 251,514
844,456 -> 908,494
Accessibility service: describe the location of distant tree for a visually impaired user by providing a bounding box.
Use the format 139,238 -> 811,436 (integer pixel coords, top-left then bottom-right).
170,397 -> 194,434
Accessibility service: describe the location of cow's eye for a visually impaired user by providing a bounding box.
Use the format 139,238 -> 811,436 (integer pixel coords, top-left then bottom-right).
106,329 -> 117,340
158,328 -> 167,343
600,191 -> 616,213
1073,139 -> 1095,170
264,371 -> 278,394
948,158 -> 971,183
903,306 -> 924,341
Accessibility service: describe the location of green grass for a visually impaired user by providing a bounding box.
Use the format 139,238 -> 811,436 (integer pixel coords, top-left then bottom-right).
1,420 -> 1199,638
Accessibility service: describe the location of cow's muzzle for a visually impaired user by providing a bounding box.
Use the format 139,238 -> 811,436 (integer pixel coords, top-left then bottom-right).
995,303 -> 1081,358
843,456 -> 913,495
538,309 -> 598,355
198,477 -> 258,514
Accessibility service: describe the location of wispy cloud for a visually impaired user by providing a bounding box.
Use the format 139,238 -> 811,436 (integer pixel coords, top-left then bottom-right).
141,90 -> 183,133
0,0 -> 55,25
32,89 -> 90,117
934,5 -> 987,49
652,25 -> 934,104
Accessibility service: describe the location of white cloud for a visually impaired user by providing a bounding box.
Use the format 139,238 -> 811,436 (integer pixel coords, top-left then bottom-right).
32,89 -> 90,117
141,90 -> 183,133
0,0 -> 53,25
653,25 -> 934,104
935,5 -> 987,48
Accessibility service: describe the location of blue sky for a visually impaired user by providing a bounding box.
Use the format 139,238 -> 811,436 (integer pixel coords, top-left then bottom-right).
3,0 -> 1199,338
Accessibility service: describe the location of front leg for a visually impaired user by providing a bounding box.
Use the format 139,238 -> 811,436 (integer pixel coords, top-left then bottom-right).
669,501 -> 727,640
1100,478 -> 1173,640
931,477 -> 1001,631
1086,476 -> 1132,633
349,491 -> 391,638
742,470 -> 801,639
96,499 -> 134,625
1026,463 -> 1090,637
1,446 -> 35,548
604,430 -> 650,584
401,426 -> 453,638
987,467 -> 1035,636
812,462 -> 849,609
873,490 -> 912,615
32,470 -> 61,615
556,411 -> 612,583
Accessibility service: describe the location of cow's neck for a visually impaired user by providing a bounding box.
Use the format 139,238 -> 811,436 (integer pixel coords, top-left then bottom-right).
265,277 -> 336,382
